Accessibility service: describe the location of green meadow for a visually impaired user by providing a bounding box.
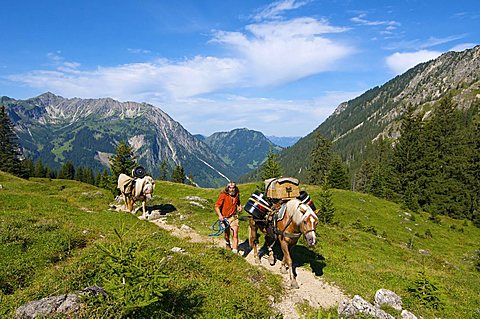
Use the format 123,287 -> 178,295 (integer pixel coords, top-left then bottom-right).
0,172 -> 479,318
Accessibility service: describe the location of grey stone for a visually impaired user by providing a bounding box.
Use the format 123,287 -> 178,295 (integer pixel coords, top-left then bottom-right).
338,295 -> 395,319
15,286 -> 106,319
16,293 -> 81,319
401,309 -> 418,319
374,288 -> 403,311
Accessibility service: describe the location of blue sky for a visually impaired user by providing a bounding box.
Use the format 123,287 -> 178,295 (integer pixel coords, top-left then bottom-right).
1,0 -> 478,136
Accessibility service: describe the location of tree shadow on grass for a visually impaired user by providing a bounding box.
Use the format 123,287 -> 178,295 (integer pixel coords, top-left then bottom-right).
148,204 -> 177,215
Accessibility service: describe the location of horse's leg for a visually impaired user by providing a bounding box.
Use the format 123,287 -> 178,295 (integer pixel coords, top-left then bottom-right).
279,238 -> 289,274
248,218 -> 260,263
265,235 -> 275,266
142,200 -> 146,216
281,241 -> 298,289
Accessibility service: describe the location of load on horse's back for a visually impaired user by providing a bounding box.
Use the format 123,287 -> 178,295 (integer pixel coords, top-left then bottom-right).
245,177 -> 318,288
117,166 -> 155,215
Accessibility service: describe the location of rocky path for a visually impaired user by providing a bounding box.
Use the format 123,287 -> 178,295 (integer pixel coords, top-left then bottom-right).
149,217 -> 347,319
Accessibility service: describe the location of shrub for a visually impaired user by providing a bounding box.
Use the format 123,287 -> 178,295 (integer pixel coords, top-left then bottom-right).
90,228 -> 169,317
407,269 -> 444,310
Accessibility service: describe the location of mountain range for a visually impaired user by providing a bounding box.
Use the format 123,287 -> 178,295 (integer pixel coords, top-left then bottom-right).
2,46 -> 479,188
1,93 -> 278,187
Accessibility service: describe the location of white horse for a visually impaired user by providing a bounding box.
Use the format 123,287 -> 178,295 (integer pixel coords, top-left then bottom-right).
249,198 -> 318,288
117,174 -> 155,215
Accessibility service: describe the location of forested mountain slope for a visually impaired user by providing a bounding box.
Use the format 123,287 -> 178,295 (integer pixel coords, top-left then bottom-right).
279,45 -> 480,180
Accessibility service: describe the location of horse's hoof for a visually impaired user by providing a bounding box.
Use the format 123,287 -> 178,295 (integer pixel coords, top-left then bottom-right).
268,255 -> 275,266
290,281 -> 299,289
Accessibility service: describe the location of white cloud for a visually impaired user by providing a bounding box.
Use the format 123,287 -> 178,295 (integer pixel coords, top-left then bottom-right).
385,34 -> 467,50
5,3 -> 357,136
385,50 -> 442,75
10,15 -> 352,100
127,48 -> 152,54
213,17 -> 352,86
164,91 -> 362,136
252,0 -> 309,21
8,57 -> 245,101
450,43 -> 477,52
351,14 -> 400,27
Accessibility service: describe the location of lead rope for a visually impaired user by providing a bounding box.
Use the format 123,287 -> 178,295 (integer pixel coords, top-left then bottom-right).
208,219 -> 230,237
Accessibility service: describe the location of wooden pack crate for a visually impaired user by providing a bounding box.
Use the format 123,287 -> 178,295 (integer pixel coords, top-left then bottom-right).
264,177 -> 300,199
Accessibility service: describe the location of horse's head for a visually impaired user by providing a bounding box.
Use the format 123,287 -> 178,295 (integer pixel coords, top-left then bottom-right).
142,176 -> 155,199
135,176 -> 155,200
290,199 -> 318,246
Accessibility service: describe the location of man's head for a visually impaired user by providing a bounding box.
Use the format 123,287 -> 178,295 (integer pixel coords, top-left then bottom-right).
225,181 -> 238,196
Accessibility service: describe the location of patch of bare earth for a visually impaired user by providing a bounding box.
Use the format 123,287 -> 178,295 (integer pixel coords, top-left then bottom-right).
149,218 -> 347,319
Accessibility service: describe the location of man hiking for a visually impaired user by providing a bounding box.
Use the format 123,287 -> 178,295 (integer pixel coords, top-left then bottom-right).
215,181 -> 242,254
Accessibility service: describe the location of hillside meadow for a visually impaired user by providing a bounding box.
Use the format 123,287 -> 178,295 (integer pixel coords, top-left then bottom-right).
0,172 -> 479,318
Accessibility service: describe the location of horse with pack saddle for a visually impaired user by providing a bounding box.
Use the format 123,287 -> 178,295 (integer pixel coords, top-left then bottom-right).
117,166 -> 156,216
244,177 -> 319,289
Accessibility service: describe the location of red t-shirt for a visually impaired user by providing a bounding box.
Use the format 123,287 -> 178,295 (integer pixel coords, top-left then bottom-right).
215,192 -> 240,217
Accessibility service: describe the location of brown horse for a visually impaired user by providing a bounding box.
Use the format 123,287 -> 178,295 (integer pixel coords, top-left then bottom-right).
117,174 -> 155,215
249,198 -> 318,288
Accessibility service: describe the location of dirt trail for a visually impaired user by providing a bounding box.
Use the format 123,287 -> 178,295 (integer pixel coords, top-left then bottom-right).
149,218 -> 347,319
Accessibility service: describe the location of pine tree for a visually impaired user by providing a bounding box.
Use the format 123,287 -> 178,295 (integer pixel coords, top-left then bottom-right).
391,105 -> 425,208
307,131 -> 332,185
33,159 -> 46,177
58,160 -> 75,180
159,160 -> 168,181
0,105 -> 26,177
84,167 -> 95,185
318,179 -> 335,224
171,165 -> 185,183
22,158 -> 34,178
260,147 -> 282,181
97,168 -> 110,189
422,96 -> 470,218
75,166 -> 85,182
328,154 -> 350,189
109,141 -> 137,178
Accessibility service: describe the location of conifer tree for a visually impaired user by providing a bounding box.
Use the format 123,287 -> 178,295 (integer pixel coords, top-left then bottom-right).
159,160 -> 168,181
422,96 -> 469,218
171,165 -> 185,183
318,178 -> 335,224
328,154 -> 350,190
390,105 -> 425,208
58,160 -> 75,180
0,105 -> 26,177
260,147 -> 282,181
109,141 -> 137,178
75,166 -> 85,182
307,131 -> 332,185
83,167 -> 95,185
34,159 -> 46,177
22,158 -> 34,177
109,141 -> 137,195
97,168 -> 110,189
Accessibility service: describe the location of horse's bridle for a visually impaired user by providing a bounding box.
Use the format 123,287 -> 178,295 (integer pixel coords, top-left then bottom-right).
276,203 -> 318,238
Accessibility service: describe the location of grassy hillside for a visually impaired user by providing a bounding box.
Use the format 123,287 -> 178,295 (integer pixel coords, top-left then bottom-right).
0,172 -> 282,318
1,172 -> 479,318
